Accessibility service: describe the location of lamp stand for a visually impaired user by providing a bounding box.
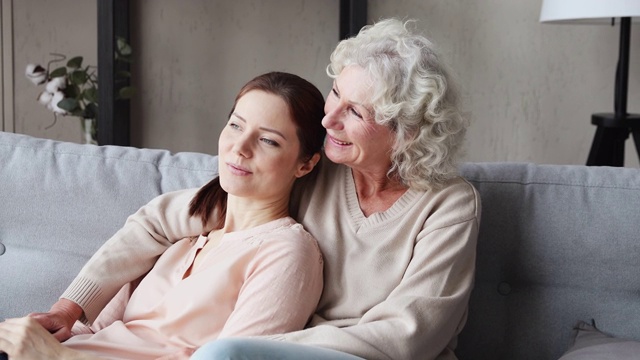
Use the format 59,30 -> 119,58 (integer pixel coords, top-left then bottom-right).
586,17 -> 640,166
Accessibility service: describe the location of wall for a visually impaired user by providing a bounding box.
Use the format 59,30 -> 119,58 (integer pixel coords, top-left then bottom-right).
130,0 -> 640,166
3,0 -> 97,143
368,0 -> 640,167
129,0 -> 339,154
3,0 -> 639,167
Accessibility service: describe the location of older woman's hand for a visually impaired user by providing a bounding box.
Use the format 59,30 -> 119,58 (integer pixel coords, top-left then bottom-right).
0,316 -> 89,360
28,298 -> 84,342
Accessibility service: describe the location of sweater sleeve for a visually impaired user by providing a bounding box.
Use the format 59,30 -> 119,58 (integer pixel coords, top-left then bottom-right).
219,227 -> 324,338
61,187 -> 210,323
268,192 -> 480,360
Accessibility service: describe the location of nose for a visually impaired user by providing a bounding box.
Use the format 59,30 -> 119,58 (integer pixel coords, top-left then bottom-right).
232,133 -> 252,158
322,103 -> 344,130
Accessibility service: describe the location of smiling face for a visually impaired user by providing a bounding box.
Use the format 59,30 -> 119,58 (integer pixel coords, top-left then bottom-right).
322,65 -> 395,175
218,90 -> 315,202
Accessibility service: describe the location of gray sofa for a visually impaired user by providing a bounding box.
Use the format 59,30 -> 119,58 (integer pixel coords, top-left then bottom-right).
1,131 -> 639,360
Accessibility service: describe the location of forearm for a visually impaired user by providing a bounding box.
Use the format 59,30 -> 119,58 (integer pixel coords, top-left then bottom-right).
63,188 -> 208,323
267,297 -> 467,360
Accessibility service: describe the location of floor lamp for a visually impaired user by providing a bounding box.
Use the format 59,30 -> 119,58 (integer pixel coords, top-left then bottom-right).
540,0 -> 640,167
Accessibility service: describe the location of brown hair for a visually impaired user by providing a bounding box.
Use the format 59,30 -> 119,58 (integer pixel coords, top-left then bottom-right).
188,72 -> 326,228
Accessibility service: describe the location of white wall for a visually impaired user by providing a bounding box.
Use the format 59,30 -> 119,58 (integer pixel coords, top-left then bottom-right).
4,0 -> 640,167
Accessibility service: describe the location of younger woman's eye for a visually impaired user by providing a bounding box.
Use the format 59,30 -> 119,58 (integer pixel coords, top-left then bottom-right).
331,88 -> 339,97
261,138 -> 279,147
228,122 -> 241,130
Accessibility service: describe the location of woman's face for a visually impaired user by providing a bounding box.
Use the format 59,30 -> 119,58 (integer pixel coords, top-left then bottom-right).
322,65 -> 395,174
218,90 -> 314,201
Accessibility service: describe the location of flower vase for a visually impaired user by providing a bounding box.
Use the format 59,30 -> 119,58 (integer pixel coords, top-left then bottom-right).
82,118 -> 98,145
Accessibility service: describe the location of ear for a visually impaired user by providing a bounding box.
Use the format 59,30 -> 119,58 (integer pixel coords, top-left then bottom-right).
294,153 -> 321,178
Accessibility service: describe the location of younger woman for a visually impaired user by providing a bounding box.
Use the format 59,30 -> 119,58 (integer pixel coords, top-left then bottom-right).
0,72 -> 326,359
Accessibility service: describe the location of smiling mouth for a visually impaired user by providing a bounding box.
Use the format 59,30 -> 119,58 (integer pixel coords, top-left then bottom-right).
328,135 -> 352,146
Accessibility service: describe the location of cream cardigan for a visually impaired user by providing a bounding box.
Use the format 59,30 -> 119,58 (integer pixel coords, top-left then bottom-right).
63,157 -> 480,360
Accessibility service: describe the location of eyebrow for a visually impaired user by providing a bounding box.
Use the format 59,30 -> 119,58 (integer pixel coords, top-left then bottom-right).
231,113 -> 287,140
334,80 -> 373,114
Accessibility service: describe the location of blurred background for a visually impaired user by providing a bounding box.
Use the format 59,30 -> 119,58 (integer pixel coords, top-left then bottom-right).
3,0 -> 639,167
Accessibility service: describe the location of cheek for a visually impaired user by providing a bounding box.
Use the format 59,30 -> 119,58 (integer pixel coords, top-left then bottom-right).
218,130 -> 234,156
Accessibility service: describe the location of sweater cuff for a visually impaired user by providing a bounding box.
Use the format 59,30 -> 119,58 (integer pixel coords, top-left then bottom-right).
60,276 -> 106,325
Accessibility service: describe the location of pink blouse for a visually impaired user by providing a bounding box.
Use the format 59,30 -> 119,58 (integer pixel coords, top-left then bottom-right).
64,217 -> 323,359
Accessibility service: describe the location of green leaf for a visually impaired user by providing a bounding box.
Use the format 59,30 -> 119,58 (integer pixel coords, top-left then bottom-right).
83,103 -> 98,119
57,98 -> 79,112
67,56 -> 83,69
83,87 -> 98,103
69,70 -> 88,85
49,67 -> 67,78
118,86 -> 135,99
64,85 -> 80,99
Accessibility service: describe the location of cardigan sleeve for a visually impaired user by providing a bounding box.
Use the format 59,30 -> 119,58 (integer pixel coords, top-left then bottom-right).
268,197 -> 480,360
218,227 -> 324,338
61,187 -> 210,324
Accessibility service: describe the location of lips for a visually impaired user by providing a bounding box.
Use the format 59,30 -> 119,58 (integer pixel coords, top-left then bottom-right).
327,134 -> 352,146
226,162 -> 252,176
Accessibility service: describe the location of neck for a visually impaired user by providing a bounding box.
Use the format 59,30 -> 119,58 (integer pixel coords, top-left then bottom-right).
351,168 -> 407,198
351,168 -> 408,217
222,194 -> 290,232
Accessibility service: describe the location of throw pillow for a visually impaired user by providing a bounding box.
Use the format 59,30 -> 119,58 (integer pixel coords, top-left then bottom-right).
559,320 -> 640,360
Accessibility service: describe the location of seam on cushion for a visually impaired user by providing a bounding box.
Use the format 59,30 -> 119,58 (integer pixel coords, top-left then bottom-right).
0,142 -> 217,172
465,178 -> 640,191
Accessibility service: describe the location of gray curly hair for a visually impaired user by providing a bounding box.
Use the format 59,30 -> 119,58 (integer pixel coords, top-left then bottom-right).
327,18 -> 469,191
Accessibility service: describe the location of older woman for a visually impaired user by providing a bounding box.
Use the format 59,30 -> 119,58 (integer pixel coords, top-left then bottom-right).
24,18 -> 479,360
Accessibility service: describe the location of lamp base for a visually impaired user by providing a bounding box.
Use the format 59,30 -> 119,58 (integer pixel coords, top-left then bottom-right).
586,113 -> 640,166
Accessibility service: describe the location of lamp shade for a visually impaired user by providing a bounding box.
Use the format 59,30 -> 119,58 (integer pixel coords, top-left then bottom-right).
540,0 -> 640,23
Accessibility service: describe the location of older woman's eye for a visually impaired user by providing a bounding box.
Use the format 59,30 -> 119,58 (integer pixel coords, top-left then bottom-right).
331,88 -> 339,97
350,108 -> 363,119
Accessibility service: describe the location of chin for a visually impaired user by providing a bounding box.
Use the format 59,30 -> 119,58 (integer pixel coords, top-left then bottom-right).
324,150 -> 351,166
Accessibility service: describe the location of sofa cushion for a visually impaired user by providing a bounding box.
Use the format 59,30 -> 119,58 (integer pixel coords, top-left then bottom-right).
0,132 -> 218,320
558,320 -> 640,359
456,162 -> 640,360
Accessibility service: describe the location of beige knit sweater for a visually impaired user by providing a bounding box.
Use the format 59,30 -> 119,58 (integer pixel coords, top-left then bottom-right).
63,157 -> 480,360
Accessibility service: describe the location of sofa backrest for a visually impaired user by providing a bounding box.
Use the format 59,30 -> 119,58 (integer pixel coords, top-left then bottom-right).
0,132 -> 218,319
457,162 -> 640,360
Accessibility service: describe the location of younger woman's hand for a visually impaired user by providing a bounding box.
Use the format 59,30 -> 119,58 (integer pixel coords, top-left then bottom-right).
0,316 -> 84,360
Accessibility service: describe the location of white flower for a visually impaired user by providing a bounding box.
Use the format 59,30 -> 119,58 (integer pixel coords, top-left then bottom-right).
45,76 -> 67,93
50,91 -> 68,115
25,64 -> 47,85
37,91 -> 53,106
